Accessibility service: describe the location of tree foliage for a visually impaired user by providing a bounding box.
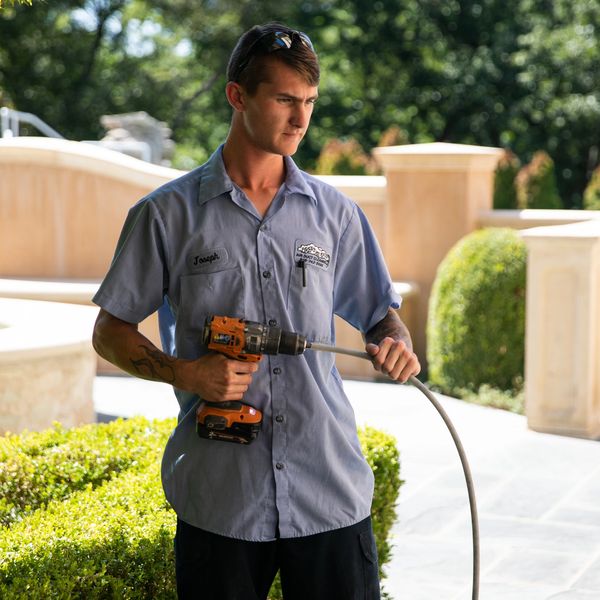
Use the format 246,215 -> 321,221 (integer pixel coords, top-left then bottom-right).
515,150 -> 562,209
583,166 -> 600,211
493,149 -> 520,209
1,0 -> 598,205
0,1 -> 32,9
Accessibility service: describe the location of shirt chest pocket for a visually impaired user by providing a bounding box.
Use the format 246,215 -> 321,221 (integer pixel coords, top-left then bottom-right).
179,268 -> 246,351
286,258 -> 335,343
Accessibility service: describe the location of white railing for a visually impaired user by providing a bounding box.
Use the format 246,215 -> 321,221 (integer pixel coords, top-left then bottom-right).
1,106 -> 64,139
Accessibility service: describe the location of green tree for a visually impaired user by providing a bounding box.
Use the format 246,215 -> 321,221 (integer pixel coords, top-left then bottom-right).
583,166 -> 600,210
516,151 -> 562,209
0,1 -> 33,8
493,150 -> 521,209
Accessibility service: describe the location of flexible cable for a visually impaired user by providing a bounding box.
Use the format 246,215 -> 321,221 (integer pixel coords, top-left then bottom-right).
309,342 -> 480,600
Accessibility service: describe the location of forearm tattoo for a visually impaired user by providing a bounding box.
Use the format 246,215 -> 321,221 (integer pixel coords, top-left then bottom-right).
365,309 -> 413,350
130,345 -> 176,383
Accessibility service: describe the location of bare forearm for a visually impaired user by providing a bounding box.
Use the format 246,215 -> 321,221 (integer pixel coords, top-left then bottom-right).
92,309 -> 180,385
365,308 -> 413,351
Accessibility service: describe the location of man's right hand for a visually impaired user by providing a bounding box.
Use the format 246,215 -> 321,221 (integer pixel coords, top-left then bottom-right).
183,354 -> 259,403
93,309 -> 258,402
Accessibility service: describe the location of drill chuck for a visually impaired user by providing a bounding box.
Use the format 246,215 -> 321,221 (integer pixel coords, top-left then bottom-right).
203,316 -> 308,361
241,320 -> 308,356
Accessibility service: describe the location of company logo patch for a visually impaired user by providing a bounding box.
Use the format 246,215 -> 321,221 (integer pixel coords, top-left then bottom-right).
295,241 -> 331,270
187,247 -> 228,271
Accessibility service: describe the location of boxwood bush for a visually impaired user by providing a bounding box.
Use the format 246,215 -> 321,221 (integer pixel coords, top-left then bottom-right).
583,166 -> 600,210
427,227 -> 527,394
0,417 -> 172,526
0,418 -> 401,599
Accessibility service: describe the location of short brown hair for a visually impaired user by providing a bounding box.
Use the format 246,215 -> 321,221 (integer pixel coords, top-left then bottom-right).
227,23 -> 320,95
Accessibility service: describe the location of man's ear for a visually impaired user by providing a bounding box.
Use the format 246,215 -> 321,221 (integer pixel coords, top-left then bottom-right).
226,82 -> 246,112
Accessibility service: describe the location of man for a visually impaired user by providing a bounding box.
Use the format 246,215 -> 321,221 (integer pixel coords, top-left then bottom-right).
93,22 -> 420,600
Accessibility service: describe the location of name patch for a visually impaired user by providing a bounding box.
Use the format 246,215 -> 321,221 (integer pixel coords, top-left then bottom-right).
187,247 -> 228,271
294,240 -> 331,270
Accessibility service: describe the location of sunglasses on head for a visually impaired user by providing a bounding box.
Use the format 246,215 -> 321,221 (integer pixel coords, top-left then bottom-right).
233,30 -> 315,82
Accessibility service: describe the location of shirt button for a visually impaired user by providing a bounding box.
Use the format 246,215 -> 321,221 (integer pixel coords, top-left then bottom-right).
275,415 -> 284,423
273,367 -> 282,375
276,463 -> 284,470
262,270 -> 271,279
268,319 -> 278,326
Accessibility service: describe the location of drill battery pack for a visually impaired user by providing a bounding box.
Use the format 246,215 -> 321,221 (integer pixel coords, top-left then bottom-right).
196,401 -> 262,444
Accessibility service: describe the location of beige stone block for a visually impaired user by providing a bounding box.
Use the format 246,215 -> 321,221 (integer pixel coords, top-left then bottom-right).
0,351 -> 96,434
522,221 -> 600,439
0,298 -> 98,434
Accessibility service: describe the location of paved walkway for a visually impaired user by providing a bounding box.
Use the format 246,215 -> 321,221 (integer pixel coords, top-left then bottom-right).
94,376 -> 600,600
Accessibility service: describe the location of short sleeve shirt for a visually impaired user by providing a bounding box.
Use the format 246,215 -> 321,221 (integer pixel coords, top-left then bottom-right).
93,146 -> 400,541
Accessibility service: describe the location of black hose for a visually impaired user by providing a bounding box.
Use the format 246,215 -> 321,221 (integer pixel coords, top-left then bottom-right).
309,342 -> 480,599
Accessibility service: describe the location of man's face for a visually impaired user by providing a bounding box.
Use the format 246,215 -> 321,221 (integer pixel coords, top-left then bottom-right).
239,58 -> 319,157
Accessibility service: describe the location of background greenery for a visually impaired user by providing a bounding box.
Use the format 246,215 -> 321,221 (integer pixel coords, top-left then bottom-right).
1,0 -> 599,207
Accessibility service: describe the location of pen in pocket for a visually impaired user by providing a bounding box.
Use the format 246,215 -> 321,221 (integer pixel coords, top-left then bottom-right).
297,259 -> 307,287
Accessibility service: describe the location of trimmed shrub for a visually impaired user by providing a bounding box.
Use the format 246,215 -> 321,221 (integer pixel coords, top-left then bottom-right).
0,465 -> 176,599
360,426 -> 402,571
315,138 -> 378,175
0,417 -> 173,526
0,419 -> 401,599
377,125 -> 410,147
583,166 -> 600,210
515,151 -> 562,209
493,149 -> 521,209
427,228 -> 527,393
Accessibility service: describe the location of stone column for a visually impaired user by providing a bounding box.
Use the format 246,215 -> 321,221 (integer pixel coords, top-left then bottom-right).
372,142 -> 503,365
521,221 -> 600,439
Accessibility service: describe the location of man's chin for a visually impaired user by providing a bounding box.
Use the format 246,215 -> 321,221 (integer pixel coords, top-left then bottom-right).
278,138 -> 303,156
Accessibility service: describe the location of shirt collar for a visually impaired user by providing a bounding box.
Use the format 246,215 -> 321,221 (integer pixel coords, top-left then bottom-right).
283,155 -> 318,206
196,145 -> 234,206
197,146 -> 317,207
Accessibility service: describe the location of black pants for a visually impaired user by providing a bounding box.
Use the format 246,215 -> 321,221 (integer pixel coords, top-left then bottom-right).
174,516 -> 381,600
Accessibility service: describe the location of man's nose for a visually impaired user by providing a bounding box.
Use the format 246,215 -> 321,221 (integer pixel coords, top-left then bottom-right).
291,103 -> 312,129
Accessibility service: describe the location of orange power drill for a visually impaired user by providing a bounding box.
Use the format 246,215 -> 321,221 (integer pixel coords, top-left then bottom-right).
197,316 -> 308,444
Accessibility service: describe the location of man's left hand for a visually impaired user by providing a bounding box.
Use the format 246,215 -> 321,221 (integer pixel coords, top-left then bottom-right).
366,337 -> 421,383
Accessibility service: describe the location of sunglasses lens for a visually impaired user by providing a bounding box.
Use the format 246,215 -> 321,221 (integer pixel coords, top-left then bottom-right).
271,32 -> 293,50
297,32 -> 314,51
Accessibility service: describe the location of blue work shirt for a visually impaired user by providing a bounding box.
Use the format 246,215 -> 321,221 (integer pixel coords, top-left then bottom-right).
93,146 -> 400,541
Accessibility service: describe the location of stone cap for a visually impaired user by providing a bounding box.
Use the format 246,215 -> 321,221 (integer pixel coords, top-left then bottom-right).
373,141 -> 503,172
0,136 -> 183,189
521,219 -> 600,244
0,298 -> 98,362
316,175 -> 387,204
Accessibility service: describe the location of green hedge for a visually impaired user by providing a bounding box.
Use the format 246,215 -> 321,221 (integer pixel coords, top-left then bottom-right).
0,418 -> 401,599
0,417 -> 172,526
427,227 -> 527,393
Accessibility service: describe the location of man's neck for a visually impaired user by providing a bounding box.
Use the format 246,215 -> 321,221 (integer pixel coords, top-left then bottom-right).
222,138 -> 287,217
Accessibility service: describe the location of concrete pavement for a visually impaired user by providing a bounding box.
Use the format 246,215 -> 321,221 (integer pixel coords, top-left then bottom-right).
94,376 -> 600,600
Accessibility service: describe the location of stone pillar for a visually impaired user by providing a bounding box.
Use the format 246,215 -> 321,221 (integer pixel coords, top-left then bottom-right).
372,142 -> 503,365
521,221 -> 600,439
